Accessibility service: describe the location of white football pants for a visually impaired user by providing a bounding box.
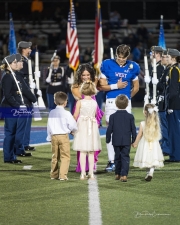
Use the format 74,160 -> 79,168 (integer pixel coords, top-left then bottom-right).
105,98 -> 131,162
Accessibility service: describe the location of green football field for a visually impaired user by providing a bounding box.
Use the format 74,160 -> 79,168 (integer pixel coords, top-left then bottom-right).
0,107 -> 180,225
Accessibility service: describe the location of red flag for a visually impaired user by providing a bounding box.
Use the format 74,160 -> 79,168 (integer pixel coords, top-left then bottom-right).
94,0 -> 104,70
66,0 -> 79,71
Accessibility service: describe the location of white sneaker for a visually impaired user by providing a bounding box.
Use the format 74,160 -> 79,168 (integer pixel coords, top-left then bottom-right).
59,176 -> 68,181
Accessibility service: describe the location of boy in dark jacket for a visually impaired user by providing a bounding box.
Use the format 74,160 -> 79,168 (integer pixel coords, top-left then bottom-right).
106,94 -> 136,182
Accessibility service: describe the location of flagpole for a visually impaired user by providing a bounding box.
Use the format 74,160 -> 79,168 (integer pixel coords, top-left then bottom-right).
70,0 -> 72,21
94,0 -> 104,72
144,49 -> 150,106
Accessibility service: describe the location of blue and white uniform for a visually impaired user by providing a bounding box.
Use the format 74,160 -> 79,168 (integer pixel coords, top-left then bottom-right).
100,59 -> 140,122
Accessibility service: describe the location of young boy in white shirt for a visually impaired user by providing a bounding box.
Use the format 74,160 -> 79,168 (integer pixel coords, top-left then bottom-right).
47,92 -> 77,180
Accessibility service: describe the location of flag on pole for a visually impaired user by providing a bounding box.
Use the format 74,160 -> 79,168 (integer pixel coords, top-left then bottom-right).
94,0 -> 104,70
158,15 -> 166,49
8,13 -> 17,54
66,0 -> 79,71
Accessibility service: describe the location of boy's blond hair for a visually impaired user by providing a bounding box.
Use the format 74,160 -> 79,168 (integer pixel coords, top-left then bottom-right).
144,104 -> 161,142
80,80 -> 97,96
115,94 -> 128,109
54,92 -> 67,105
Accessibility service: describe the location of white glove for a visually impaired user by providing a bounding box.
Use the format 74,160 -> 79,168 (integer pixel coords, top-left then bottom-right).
68,76 -> 74,84
37,90 -> 42,97
20,105 -> 27,110
151,99 -> 156,104
30,82 -> 36,89
33,101 -> 38,107
46,77 -> 51,83
168,109 -> 173,114
152,77 -> 159,85
144,76 -> 151,84
158,96 -> 164,102
144,94 -> 148,101
34,71 -> 41,78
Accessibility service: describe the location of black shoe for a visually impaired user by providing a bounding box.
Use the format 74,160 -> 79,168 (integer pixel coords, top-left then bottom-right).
24,146 -> 35,151
165,159 -> 180,163
4,159 -> 22,164
163,153 -> 169,156
13,159 -> 22,163
17,152 -> 32,157
105,161 -> 111,171
145,175 -> 152,181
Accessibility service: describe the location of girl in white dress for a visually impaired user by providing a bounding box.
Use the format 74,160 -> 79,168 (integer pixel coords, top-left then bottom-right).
73,81 -> 102,180
132,104 -> 164,181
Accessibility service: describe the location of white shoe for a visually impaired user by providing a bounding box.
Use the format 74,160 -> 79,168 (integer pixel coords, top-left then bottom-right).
88,174 -> 96,180
80,174 -> 87,180
59,176 -> 68,181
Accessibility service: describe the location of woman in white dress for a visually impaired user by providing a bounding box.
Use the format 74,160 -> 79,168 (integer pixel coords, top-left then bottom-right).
132,104 -> 164,181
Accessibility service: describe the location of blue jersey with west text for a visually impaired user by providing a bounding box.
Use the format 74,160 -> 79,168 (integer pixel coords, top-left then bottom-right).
100,59 -> 140,99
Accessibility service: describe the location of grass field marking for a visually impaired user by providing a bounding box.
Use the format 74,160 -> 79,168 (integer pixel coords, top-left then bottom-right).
0,135 -> 106,151
0,142 -> 52,151
23,165 -> 33,170
88,179 -> 102,225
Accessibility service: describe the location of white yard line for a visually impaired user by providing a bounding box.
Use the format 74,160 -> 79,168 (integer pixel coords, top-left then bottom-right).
88,179 -> 102,225
0,135 -> 106,151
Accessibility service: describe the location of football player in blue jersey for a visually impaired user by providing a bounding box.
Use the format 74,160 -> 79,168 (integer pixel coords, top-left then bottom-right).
98,44 -> 140,171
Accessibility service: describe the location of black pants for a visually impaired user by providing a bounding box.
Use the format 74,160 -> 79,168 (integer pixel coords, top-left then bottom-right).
114,145 -> 131,176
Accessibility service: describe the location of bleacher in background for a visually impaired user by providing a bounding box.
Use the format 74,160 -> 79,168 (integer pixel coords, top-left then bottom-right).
0,19 -> 179,62
0,18 -> 179,105
77,19 -> 179,50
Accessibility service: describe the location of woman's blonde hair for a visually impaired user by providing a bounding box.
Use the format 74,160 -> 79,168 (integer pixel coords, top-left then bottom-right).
144,104 -> 161,142
80,80 -> 97,96
0,64 -> 7,71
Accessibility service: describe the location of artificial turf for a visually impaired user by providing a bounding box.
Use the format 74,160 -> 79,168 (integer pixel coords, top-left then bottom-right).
0,107 -> 180,225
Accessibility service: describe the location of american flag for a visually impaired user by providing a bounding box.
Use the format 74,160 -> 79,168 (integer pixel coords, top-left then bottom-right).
94,0 -> 104,71
66,0 -> 79,71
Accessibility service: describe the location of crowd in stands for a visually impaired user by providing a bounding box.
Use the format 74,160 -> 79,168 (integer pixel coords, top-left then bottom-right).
0,4 -> 179,67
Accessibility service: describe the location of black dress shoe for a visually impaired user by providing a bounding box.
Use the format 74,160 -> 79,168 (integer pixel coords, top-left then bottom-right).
145,175 -> 153,181
165,159 -> 180,163
4,159 -> 22,163
164,159 -> 172,162
4,161 -> 14,164
17,152 -> 32,157
24,146 -> 35,151
13,159 -> 22,163
163,153 -> 169,156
